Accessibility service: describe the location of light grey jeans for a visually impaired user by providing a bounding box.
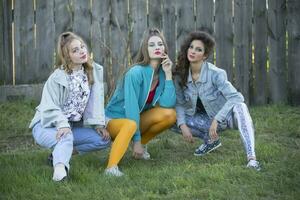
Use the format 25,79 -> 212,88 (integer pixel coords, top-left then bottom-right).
32,122 -> 110,169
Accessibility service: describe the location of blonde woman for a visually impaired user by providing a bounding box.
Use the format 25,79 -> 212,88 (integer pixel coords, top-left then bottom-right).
29,32 -> 110,181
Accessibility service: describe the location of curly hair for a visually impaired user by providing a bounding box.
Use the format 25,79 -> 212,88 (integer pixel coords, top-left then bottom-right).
175,31 -> 215,88
56,31 -> 94,85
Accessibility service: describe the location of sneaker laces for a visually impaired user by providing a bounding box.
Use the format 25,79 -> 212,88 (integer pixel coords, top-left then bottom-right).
196,144 -> 207,151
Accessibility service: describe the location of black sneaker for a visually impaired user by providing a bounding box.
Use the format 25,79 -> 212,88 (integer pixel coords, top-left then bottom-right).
47,153 -> 53,166
194,139 -> 222,156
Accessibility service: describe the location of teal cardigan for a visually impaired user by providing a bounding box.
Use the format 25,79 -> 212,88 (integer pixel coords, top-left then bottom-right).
105,64 -> 176,141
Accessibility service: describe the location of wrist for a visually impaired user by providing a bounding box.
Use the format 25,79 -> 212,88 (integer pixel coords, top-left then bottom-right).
165,72 -> 172,80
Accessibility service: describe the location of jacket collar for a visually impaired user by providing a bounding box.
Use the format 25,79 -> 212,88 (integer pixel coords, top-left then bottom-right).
52,66 -> 69,87
188,61 -> 208,83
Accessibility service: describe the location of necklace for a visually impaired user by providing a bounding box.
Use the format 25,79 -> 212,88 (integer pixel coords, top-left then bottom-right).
192,73 -> 200,82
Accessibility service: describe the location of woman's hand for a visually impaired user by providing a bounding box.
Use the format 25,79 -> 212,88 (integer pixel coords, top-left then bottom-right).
209,119 -> 219,141
56,127 -> 72,140
180,124 -> 195,143
161,53 -> 173,80
96,127 -> 111,141
133,141 -> 144,159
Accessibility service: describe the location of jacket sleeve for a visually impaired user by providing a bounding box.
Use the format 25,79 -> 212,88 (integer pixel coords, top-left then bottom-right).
213,70 -> 244,123
158,79 -> 176,108
83,63 -> 106,127
174,76 -> 186,127
39,75 -> 70,129
124,70 -> 141,142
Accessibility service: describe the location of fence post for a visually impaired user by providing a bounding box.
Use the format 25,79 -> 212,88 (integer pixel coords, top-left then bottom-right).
129,0 -> 147,60
14,0 -> 36,84
91,0 -> 110,87
234,0 -> 252,104
287,0 -> 300,105
54,0 -> 73,40
215,0 -> 233,82
0,0 -> 13,85
162,0 -> 176,63
268,0 -> 287,103
195,0 -> 214,63
110,0 -> 129,94
253,0 -> 268,105
73,0 -> 91,46
176,0 -> 194,51
36,0 -> 55,82
149,0 -> 163,29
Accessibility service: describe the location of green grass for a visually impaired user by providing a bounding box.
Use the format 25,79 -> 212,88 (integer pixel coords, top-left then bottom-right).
0,101 -> 300,200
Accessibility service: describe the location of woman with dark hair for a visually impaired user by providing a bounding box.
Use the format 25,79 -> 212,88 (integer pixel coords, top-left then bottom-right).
174,31 -> 260,170
29,32 -> 110,181
104,28 -> 176,176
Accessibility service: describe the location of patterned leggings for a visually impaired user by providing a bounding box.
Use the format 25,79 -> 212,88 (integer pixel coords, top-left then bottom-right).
174,103 -> 256,159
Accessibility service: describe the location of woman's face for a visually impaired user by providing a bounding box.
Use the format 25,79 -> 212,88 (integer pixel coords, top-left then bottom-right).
147,36 -> 165,59
187,40 -> 206,63
68,39 -> 88,66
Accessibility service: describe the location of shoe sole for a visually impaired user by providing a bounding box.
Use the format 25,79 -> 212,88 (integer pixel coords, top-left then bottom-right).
193,143 -> 222,156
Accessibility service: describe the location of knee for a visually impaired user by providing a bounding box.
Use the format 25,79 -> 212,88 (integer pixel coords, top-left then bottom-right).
233,102 -> 248,111
94,138 -> 111,150
123,119 -> 137,134
61,133 -> 74,144
162,108 -> 177,124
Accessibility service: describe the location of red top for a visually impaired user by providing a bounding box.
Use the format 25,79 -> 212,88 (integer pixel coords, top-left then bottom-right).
146,80 -> 159,104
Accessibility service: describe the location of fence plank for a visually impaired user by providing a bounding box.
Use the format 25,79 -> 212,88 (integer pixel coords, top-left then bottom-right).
268,0 -> 287,103
54,0 -> 73,39
162,0 -> 176,63
35,0 -> 55,82
73,0 -> 91,46
14,0 -> 35,84
195,0 -> 214,63
176,0 -> 194,50
91,0 -> 110,83
215,0 -> 233,82
233,0 -> 252,104
163,0 -> 176,63
253,0 -> 267,105
129,0 -> 147,60
287,0 -> 300,105
111,0 -> 128,88
0,0 -> 12,85
149,0 -> 163,29
195,0 -> 213,34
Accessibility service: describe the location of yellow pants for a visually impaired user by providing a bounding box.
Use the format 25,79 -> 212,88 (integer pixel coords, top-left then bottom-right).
106,107 -> 176,168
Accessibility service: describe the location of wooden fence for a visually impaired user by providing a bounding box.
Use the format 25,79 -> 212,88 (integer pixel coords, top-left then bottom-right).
0,0 -> 299,105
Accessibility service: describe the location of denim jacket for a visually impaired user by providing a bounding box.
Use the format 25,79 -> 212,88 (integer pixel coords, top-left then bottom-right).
29,62 -> 105,129
175,62 -> 244,128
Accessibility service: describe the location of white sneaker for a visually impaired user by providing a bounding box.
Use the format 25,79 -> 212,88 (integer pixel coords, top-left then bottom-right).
104,166 -> 124,177
142,145 -> 151,160
247,160 -> 261,171
53,163 -> 67,181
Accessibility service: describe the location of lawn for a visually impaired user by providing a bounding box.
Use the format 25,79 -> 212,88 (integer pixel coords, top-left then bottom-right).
0,101 -> 299,200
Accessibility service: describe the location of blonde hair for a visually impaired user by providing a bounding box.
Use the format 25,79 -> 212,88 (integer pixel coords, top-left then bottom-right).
56,31 -> 94,85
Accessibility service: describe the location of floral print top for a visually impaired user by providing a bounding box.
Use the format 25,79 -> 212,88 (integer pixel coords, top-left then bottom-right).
62,68 -> 90,122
